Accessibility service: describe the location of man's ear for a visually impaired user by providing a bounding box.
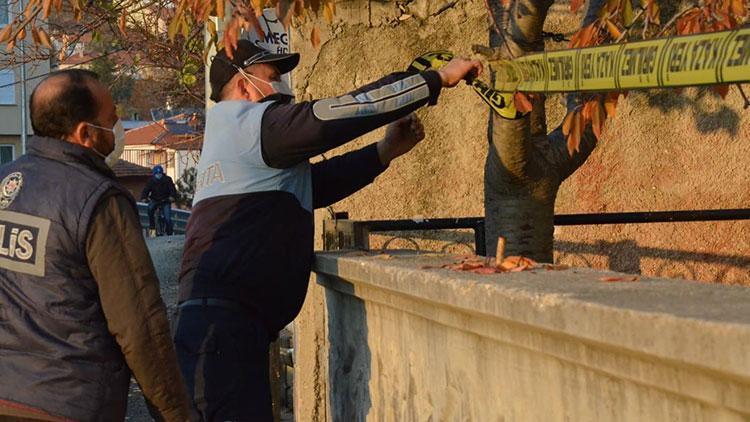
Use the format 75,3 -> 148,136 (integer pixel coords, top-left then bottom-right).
67,122 -> 95,149
237,77 -> 252,100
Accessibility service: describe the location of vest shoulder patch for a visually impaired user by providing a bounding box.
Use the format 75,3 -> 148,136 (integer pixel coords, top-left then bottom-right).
0,172 -> 23,210
0,210 -> 50,277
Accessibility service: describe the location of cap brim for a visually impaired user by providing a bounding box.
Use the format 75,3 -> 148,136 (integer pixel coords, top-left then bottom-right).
254,53 -> 300,74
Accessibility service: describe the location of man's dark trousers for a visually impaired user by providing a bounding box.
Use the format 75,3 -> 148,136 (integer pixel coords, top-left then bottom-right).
147,201 -> 173,235
174,305 -> 272,422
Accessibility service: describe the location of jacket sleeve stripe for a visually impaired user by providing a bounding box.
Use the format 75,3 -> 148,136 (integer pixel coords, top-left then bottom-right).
312,74 -> 429,121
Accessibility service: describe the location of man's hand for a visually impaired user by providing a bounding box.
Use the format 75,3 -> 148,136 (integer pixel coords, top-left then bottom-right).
377,113 -> 425,166
437,58 -> 484,88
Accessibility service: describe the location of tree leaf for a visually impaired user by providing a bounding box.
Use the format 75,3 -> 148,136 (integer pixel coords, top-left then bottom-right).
42,0 -> 52,19
648,1 -> 660,24
168,15 -> 181,40
207,19 -> 217,39
251,0 -> 263,16
605,19 -> 622,39
0,24 -> 13,43
604,93 -> 618,118
323,2 -> 335,23
311,25 -> 321,49
118,12 -> 127,36
592,100 -> 604,140
732,0 -> 747,17
37,28 -> 53,49
623,0 -> 634,27
600,276 -> 639,282
570,111 -> 582,154
514,92 -> 533,113
562,110 -> 575,135
16,27 -> 26,42
31,25 -> 40,44
6,39 -> 15,53
277,0 -> 293,28
216,0 -> 225,20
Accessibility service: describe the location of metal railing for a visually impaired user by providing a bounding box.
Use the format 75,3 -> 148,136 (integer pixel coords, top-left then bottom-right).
136,202 -> 191,235
354,208 -> 750,256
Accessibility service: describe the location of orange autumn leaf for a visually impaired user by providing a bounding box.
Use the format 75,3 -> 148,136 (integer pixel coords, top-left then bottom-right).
562,110 -> 575,135
600,276 -> 639,282
118,12 -> 127,36
591,100 -> 604,140
604,93 -> 618,118
0,24 -> 12,43
567,111 -> 582,156
604,19 -> 622,39
648,1 -> 660,24
42,0 -> 52,19
514,92 -> 533,113
731,0 -> 747,17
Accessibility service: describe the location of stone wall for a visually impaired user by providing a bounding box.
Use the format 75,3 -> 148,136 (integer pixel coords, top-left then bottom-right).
313,252 -> 750,421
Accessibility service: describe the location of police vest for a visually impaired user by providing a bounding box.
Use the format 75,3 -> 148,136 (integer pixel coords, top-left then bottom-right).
0,136 -> 132,421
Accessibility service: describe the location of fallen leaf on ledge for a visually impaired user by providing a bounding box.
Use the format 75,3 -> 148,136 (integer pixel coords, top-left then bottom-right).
599,276 -> 640,283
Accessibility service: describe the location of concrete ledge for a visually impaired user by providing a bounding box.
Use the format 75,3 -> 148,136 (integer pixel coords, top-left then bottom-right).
312,251 -> 750,421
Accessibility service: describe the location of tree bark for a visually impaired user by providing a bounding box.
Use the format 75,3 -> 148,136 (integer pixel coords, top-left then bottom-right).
483,0 -> 600,262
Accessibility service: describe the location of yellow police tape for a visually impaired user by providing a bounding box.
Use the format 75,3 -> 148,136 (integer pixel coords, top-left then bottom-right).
491,27 -> 750,93
408,51 -> 524,119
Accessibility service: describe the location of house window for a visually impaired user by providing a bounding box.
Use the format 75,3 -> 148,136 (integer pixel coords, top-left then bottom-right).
0,69 -> 15,105
0,145 -> 14,164
0,0 -> 9,26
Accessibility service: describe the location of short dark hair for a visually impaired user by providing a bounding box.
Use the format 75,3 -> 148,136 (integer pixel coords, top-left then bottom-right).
30,69 -> 101,139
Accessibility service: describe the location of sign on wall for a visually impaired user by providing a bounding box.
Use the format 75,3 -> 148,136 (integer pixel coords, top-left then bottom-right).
242,8 -> 292,85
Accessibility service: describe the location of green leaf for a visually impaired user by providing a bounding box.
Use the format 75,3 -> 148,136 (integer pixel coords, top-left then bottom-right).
181,74 -> 197,87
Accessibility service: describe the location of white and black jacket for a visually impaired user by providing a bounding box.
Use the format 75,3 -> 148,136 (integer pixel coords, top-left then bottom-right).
179,70 -> 443,334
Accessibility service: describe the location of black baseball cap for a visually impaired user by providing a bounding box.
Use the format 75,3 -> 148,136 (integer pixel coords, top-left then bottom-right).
209,40 -> 300,102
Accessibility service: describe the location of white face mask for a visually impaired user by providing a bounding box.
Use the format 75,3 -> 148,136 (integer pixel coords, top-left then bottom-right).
239,69 -> 294,100
88,119 -> 125,168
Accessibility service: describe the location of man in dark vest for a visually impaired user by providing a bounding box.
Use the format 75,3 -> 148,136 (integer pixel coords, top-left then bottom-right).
0,69 -> 191,421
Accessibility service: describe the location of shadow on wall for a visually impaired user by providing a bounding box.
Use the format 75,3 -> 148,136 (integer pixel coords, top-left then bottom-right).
555,239 -> 750,284
326,280 -> 372,421
369,231 -> 750,284
642,89 -> 741,137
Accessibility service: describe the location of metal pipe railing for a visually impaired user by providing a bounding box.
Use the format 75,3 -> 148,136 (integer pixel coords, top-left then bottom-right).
361,208 -> 750,256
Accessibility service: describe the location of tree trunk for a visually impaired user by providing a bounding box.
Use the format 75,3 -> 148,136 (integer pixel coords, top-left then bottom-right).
483,0 -> 600,262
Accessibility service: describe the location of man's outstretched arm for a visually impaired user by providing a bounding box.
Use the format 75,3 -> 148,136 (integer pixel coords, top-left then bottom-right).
260,58 -> 482,169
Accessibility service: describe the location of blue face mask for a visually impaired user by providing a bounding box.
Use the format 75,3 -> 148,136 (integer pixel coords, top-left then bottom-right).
155,174 -> 163,180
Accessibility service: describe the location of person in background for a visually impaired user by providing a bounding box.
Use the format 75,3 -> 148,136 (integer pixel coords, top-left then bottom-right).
141,164 -> 177,236
0,69 -> 190,421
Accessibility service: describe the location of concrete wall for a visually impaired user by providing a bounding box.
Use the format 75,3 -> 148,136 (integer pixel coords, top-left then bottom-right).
312,252 -> 750,421
288,0 -> 750,285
